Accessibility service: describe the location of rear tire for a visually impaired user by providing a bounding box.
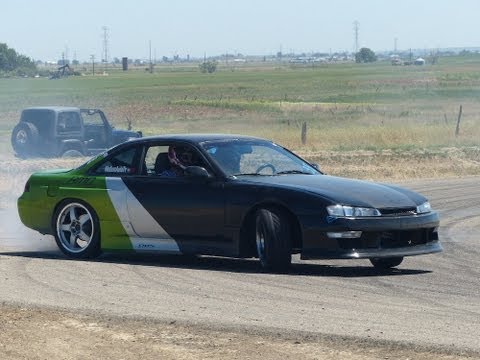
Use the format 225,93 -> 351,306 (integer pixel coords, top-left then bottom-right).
11,122 -> 39,158
255,208 -> 292,271
370,257 -> 403,269
53,200 -> 101,259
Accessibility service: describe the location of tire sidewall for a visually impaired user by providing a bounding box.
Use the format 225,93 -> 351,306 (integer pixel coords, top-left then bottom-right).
255,207 -> 292,271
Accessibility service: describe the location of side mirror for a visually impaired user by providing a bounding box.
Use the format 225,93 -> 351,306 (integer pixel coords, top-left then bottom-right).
310,163 -> 324,174
184,166 -> 211,179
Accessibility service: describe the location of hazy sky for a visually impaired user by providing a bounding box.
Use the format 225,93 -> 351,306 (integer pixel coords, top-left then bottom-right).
1,0 -> 478,61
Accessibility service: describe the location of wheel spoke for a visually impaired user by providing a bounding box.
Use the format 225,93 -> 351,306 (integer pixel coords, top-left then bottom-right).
69,207 -> 77,221
79,214 -> 90,226
78,230 -> 90,242
69,233 -> 77,248
61,224 -> 71,232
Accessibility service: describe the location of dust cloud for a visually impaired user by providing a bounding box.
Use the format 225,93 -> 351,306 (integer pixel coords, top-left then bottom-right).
0,207 -> 57,252
0,154 -> 61,253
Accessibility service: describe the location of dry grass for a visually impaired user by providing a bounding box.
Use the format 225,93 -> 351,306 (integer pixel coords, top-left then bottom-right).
300,147 -> 480,180
1,58 -> 479,205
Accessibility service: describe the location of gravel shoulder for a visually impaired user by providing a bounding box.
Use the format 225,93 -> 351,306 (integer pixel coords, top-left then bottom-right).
1,304 -> 476,360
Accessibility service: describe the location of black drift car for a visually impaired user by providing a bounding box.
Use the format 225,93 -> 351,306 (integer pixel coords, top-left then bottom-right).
17,134 -> 441,271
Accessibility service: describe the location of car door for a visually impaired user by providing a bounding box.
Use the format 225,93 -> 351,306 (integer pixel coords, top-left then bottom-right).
81,109 -> 109,150
122,143 -> 227,253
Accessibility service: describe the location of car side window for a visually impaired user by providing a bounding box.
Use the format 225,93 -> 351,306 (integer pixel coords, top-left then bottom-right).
82,111 -> 104,126
94,147 -> 140,175
57,112 -> 81,133
144,144 -> 210,177
144,145 -> 169,175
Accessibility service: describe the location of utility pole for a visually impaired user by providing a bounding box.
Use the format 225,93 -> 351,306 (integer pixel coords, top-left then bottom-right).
102,26 -> 109,73
149,40 -> 153,73
394,37 -> 398,53
90,54 -> 95,75
353,21 -> 359,54
65,46 -> 69,64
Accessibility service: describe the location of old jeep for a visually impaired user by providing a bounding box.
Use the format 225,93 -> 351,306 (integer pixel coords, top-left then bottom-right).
11,106 -> 142,158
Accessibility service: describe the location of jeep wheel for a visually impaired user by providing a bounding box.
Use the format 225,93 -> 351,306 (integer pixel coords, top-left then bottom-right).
62,149 -> 84,157
11,122 -> 39,158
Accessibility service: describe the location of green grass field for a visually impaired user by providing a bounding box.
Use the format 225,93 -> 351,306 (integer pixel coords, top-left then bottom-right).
1,56 -> 479,179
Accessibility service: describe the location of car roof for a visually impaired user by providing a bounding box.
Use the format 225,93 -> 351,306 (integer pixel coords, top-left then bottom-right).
127,133 -> 268,145
103,133 -> 270,154
23,106 -> 80,113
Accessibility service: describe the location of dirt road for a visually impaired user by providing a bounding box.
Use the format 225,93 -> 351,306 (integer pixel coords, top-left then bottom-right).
0,175 -> 479,359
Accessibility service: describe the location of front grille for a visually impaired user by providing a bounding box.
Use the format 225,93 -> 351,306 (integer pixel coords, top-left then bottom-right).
379,207 -> 417,217
337,228 -> 438,250
379,230 -> 427,248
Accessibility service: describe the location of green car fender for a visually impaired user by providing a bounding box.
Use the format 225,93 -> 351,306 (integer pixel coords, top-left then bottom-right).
18,170 -> 132,251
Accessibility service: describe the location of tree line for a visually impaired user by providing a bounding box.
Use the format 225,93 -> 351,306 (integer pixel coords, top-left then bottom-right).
0,43 -> 36,76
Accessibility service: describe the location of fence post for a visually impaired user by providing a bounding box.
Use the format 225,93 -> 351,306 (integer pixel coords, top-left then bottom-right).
455,105 -> 463,136
301,122 -> 307,145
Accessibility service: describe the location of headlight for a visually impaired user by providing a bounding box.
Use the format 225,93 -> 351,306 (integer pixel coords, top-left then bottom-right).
416,201 -> 431,214
327,205 -> 381,217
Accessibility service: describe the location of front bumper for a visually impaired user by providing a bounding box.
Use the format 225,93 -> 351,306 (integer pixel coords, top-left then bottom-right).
300,211 -> 442,260
301,240 -> 442,259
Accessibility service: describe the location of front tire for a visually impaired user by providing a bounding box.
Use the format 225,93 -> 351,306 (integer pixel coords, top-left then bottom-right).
370,257 -> 403,269
53,200 -> 101,259
255,208 -> 292,271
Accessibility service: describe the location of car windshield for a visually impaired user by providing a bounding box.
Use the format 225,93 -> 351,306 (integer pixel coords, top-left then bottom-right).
201,139 -> 320,177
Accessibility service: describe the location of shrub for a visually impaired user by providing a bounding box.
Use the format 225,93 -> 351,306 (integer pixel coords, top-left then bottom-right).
199,61 -> 218,73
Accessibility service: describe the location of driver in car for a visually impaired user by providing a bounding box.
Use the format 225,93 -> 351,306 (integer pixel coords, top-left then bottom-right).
159,146 -> 194,177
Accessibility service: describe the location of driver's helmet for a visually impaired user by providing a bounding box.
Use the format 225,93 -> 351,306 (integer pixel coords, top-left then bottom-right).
168,146 -> 194,170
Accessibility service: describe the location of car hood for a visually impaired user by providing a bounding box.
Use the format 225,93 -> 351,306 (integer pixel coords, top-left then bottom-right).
237,174 -> 426,209
36,169 -> 72,175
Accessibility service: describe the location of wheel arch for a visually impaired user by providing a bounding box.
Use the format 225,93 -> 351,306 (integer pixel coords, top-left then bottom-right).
239,201 -> 302,257
59,140 -> 85,156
